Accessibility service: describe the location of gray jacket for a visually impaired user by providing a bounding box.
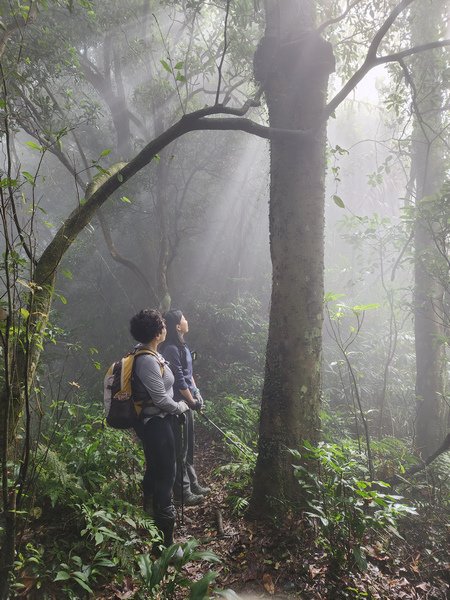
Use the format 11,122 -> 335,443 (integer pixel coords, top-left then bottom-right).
133,351 -> 188,419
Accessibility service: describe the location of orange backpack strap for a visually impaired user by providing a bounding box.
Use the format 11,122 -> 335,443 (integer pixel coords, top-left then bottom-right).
133,349 -> 165,377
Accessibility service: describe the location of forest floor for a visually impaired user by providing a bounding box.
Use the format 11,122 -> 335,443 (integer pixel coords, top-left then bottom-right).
176,423 -> 450,600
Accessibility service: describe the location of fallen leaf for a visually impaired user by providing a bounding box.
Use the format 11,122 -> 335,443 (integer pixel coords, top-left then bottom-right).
415,582 -> 431,591
262,573 -> 275,595
309,565 -> 323,579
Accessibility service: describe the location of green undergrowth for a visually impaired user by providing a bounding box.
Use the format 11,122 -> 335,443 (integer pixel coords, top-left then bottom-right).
12,405 -> 233,598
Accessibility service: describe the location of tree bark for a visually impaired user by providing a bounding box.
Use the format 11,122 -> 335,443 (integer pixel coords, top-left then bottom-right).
411,0 -> 449,457
249,0 -> 334,516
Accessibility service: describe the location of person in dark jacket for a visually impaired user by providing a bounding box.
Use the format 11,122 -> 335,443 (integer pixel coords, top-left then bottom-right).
160,309 -> 211,506
130,308 -> 192,551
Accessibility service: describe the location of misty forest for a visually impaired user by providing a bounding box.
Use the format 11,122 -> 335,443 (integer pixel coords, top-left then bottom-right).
1,0 -> 450,598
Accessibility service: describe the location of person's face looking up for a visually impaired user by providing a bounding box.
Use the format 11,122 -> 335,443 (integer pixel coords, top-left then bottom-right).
177,315 -> 189,335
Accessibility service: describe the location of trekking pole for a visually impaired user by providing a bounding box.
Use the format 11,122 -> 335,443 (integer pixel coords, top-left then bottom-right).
198,412 -> 255,461
179,416 -> 185,526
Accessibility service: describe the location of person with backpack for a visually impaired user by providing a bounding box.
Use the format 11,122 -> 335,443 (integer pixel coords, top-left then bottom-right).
129,308 -> 199,552
160,310 -> 211,506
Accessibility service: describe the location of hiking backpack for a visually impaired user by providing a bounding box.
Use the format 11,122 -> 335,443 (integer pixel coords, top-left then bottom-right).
103,348 -> 163,429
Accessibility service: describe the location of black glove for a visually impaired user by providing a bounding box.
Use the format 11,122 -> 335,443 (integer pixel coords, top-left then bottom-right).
193,399 -> 203,412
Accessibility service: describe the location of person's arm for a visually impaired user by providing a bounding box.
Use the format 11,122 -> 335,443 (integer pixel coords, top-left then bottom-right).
163,345 -> 197,408
190,379 -> 204,409
135,355 -> 188,415
179,386 -> 197,408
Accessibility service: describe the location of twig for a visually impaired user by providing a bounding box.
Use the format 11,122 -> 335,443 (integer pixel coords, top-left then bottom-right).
215,0 -> 231,105
215,508 -> 224,537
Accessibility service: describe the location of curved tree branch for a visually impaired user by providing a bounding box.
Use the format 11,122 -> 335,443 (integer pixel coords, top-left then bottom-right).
32,0 -> 450,288
96,209 -> 157,300
390,433 -> 450,484
317,0 -> 363,35
375,40 -> 450,65
73,135 -> 158,300
325,0 -> 449,120
34,101 -> 312,286
366,0 -> 415,62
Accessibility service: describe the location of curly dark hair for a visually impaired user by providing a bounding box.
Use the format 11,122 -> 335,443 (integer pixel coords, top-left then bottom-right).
130,309 -> 165,344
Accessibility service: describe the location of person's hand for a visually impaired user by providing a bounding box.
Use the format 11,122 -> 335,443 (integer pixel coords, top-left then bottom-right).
178,400 -> 189,414
193,398 -> 203,412
193,388 -> 204,408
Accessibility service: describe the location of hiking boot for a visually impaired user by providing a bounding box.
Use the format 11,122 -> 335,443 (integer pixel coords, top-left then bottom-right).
190,483 -> 211,496
174,492 -> 204,506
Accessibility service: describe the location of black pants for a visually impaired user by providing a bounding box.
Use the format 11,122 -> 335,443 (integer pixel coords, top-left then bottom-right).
135,415 -> 176,521
172,409 -> 198,497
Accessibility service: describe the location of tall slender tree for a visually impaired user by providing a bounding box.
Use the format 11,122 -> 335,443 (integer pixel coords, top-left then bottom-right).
410,0 -> 450,457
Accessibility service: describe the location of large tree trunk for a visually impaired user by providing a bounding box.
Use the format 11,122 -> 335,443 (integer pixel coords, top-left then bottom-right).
411,0 -> 448,458
249,0 -> 334,516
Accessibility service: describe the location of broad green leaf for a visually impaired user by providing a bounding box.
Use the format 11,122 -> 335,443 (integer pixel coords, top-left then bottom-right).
22,171 -> 35,185
20,307 -> 29,319
333,194 -> 345,208
72,576 -> 93,593
120,196 -> 131,203
100,148 -> 111,157
160,59 -> 172,73
324,291 -> 345,303
174,61 -> 184,69
123,516 -> 136,528
61,269 -> 73,280
0,178 -> 18,188
94,557 -> 116,567
352,547 -> 367,571
95,531 -> 103,544
54,571 -> 70,582
25,141 -> 43,151
352,303 -> 380,313
189,571 -> 218,599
